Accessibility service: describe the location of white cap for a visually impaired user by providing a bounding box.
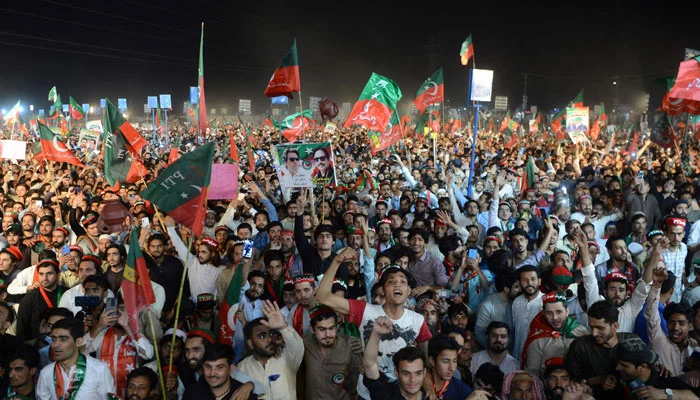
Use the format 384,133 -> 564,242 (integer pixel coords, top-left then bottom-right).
164,328 -> 187,343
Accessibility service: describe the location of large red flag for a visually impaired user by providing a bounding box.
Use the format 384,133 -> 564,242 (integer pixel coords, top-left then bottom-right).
37,122 -> 84,167
121,229 -> 156,335
264,40 -> 301,98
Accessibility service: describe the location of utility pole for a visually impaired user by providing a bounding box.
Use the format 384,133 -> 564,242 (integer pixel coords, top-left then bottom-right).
522,73 -> 528,112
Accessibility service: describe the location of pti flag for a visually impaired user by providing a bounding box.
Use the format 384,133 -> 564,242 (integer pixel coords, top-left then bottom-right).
264,39 -> 301,99
103,100 -> 147,153
219,262 -> 244,346
368,110 -> 403,155
140,141 -> 215,237
69,96 -> 85,120
37,122 -> 84,167
103,100 -> 148,186
344,72 -> 402,132
413,68 -> 444,114
650,112 -> 676,148
48,86 -> 58,103
273,110 -> 313,142
460,34 -> 474,65
121,228 -> 156,335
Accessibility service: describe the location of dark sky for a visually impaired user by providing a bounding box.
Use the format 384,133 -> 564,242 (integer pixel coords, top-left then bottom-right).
1,1 -> 698,118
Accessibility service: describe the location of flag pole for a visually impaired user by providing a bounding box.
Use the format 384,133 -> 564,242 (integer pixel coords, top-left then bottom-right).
147,305 -> 168,400
168,236 -> 193,371
298,91 -> 304,143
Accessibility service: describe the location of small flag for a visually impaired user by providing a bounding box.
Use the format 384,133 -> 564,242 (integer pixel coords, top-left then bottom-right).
459,35 -> 474,65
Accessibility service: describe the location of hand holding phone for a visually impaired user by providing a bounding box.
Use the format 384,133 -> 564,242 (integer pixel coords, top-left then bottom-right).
242,239 -> 254,259
467,248 -> 479,259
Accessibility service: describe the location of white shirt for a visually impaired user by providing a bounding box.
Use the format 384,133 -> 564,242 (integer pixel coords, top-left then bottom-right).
168,226 -> 223,303
58,284 -> 115,315
37,354 -> 115,400
470,350 -> 520,376
510,292 -> 543,363
7,265 -> 35,295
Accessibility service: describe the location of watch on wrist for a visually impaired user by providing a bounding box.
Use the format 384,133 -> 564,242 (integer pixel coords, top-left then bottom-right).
665,388 -> 673,400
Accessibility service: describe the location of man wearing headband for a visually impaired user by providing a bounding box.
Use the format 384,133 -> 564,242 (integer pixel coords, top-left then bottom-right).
614,337 -> 699,399
76,212 -> 101,256
522,292 -> 588,377
58,254 -> 115,315
596,235 -> 641,295
284,273 -> 317,336
303,305 -> 362,400
542,358 -> 571,400
661,216 -> 688,303
317,248 -> 432,400
16,256 -> 66,340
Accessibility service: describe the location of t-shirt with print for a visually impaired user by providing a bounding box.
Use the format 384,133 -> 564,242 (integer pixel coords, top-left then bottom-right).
347,299 -> 432,400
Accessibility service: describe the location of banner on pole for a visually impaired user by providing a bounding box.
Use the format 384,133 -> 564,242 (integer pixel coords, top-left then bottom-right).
86,120 -> 103,133
147,96 -> 158,109
159,94 -> 172,109
566,107 -> 590,144
100,99 -> 106,109
190,87 -> 199,105
494,96 -> 508,111
238,99 -> 252,115
273,142 -> 337,191
0,140 -> 27,160
82,104 -> 90,114
118,98 -> 127,109
78,129 -> 100,152
470,69 -> 494,102
271,96 -> 289,105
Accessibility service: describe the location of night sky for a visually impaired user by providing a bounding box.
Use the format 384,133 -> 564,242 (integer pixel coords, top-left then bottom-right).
1,1 -> 698,117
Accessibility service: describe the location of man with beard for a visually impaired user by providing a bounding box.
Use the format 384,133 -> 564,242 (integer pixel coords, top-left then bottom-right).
202,209 -> 218,239
570,195 -> 623,240
564,301 -> 638,398
184,344 -> 258,400
417,297 -> 441,335
542,358 -> 571,400
475,271 -> 521,348
500,370 -> 546,400
625,176 -> 662,232
186,293 -> 220,333
284,273 -> 316,336
661,216 -> 688,303
16,258 -> 66,340
407,228 -> 448,288
104,244 -> 126,294
232,270 -> 266,364
303,305 -> 362,400
423,334 -> 473,400
614,337 -> 700,400
376,218 -> 396,252
145,233 -> 189,324
36,215 -> 55,247
19,212 -> 37,246
96,234 -> 114,266
58,255 -> 114,315
295,193 -> 346,281
509,265 -> 543,365
276,230 -> 302,278
596,236 -> 641,294
346,221 -> 375,300
625,212 -> 648,246
239,300 -> 304,400
582,232 -> 658,333
644,266 -> 699,376
522,292 -> 589,377
76,212 -> 101,256
125,367 -> 159,400
472,322 -> 520,375
261,250 -> 286,307
144,328 -> 187,398
6,345 -> 40,399
37,317 -> 115,398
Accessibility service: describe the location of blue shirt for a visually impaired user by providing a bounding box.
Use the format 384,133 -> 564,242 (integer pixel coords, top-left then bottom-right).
634,300 -> 667,344
443,377 -> 473,400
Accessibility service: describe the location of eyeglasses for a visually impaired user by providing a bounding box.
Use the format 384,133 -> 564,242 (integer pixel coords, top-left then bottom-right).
287,157 -> 299,162
314,156 -> 328,162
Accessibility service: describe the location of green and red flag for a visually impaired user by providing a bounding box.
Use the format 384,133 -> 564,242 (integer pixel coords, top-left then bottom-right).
264,39 -> 301,99
121,228 -> 156,335
368,110 -> 403,155
69,97 -> 85,120
414,110 -> 430,138
219,262 -> 244,346
344,72 -> 402,132
273,110 -> 313,142
571,90 -> 584,107
650,112 -> 676,148
519,156 -> 536,195
37,122 -> 84,167
229,132 -> 239,163
451,118 -> 463,134
103,99 -> 148,185
460,34 -> 474,65
589,106 -> 606,141
3,101 -> 20,126
500,112 -> 520,133
550,90 -> 584,141
413,68 -> 444,114
103,99 -> 147,154
140,141 -> 215,237
198,23 -> 207,135
50,95 -> 63,119
660,58 -> 700,115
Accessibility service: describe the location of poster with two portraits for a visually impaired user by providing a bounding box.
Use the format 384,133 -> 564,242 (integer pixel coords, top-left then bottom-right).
273,142 -> 337,194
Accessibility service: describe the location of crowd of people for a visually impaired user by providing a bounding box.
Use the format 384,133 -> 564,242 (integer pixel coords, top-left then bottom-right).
0,112 -> 698,400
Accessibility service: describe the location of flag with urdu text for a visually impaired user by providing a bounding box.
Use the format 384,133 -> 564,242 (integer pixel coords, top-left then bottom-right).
344,72 -> 402,132
273,110 -> 313,142
219,261 -> 244,346
413,68 -> 444,114
121,228 -> 156,335
140,141 -> 215,237
264,39 -> 301,99
369,110 -> 403,155
198,23 -> 207,135
69,96 -> 85,120
460,34 -> 474,65
660,58 -> 700,115
37,122 -> 84,167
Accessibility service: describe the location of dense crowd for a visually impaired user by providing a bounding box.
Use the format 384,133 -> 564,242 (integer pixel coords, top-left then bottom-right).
0,114 -> 699,400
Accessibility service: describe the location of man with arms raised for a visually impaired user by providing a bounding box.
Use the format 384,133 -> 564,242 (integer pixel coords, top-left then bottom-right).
316,247 -> 432,400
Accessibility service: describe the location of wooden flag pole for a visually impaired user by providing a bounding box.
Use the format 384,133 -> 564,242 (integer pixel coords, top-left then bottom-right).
147,306 -> 168,400
168,236 -> 193,371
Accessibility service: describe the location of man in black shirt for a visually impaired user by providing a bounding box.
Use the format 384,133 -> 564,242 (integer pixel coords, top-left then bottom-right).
183,343 -> 256,400
144,233 -> 189,322
614,337 -> 700,400
565,300 -> 639,398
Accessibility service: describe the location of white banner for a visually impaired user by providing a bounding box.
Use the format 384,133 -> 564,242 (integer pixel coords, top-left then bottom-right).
0,140 -> 27,160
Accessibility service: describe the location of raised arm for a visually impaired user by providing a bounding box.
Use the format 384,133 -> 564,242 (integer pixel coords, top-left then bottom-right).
362,316 -> 393,380
315,247 -> 357,315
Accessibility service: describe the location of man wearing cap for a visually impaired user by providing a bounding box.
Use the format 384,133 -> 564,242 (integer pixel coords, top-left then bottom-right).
614,336 -> 700,399
501,370 -> 546,400
285,273 -> 317,336
58,254 -> 116,315
203,209 -> 218,239
16,257 -> 67,340
596,236 -> 641,295
0,246 -> 23,303
302,305 -> 362,400
214,226 -> 230,254
644,266 -> 699,377
145,328 -> 187,398
522,291 -> 589,377
76,211 -> 101,256
376,218 -> 396,253
661,216 -> 688,303
1,211 -> 18,233
404,195 -> 432,229
278,229 -> 303,278
96,234 -> 114,265
187,293 -> 221,334
542,358 -> 571,400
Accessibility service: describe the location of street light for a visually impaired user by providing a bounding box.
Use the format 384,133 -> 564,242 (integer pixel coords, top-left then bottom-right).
613,81 -> 617,85
30,105 -> 34,111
